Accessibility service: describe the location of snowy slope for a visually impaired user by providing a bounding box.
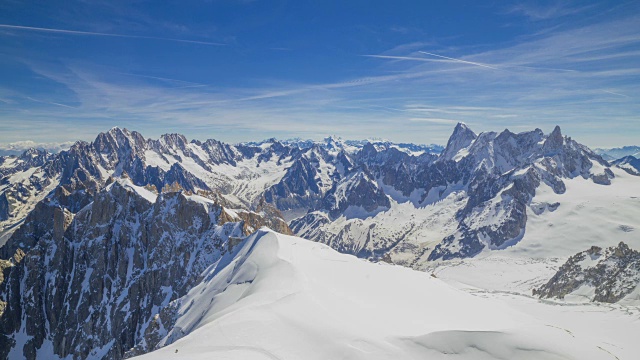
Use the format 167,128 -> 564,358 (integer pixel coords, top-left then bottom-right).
506,168 -> 640,257
134,230 -> 636,360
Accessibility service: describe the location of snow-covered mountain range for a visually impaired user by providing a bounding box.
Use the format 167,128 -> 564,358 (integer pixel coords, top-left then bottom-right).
1,124 -> 640,359
594,145 -> 640,161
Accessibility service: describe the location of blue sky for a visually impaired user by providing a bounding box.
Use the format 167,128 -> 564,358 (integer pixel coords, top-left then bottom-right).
0,0 -> 639,149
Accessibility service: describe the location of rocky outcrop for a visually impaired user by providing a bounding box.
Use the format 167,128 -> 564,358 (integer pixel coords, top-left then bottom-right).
591,168 -> 615,185
533,242 -> 640,303
253,198 -> 294,235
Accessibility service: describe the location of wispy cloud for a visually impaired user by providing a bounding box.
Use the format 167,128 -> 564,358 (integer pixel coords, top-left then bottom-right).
408,118 -> 459,124
0,24 -> 227,46
1,8 -> 639,148
506,2 -> 595,21
116,72 -> 208,88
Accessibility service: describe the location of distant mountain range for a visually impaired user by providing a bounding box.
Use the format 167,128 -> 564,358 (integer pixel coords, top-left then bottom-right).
1,124 -> 639,359
594,145 -> 640,161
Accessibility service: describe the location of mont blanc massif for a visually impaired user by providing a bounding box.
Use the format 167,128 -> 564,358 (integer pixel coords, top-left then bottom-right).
1,123 -> 640,360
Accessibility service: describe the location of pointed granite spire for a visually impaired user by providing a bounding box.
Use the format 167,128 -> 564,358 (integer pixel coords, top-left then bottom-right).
440,122 -> 477,161
543,125 -> 563,154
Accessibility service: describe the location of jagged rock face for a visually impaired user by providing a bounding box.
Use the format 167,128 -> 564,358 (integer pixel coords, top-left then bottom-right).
355,145 -> 438,197
262,144 -> 346,213
163,163 -> 210,192
1,127 -> 444,243
0,199 -> 73,263
321,170 -> 390,219
199,139 -> 243,165
0,181 -> 292,359
0,193 -> 9,221
439,122 -> 477,161
93,128 -> 147,164
264,157 -> 321,211
428,168 -> 539,260
534,242 -> 640,303
252,199 -> 294,235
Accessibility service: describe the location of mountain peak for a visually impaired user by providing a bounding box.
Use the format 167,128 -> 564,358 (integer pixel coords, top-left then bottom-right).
440,122 -> 477,161
93,127 -> 147,158
159,133 -> 189,150
543,125 -> 564,153
107,126 -> 131,136
454,122 -> 470,131
96,126 -> 136,142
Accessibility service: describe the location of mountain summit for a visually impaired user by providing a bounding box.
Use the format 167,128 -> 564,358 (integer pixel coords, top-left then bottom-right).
439,122 -> 477,161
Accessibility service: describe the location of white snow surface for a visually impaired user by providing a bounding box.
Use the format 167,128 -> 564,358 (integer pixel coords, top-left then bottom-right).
135,229 -> 637,360
506,167 -> 640,258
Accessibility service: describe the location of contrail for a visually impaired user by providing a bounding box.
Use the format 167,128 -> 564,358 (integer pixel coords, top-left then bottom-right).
507,64 -> 578,73
368,53 -> 576,73
117,72 -> 206,86
0,24 -> 226,46
26,96 -> 76,109
601,90 -> 629,97
418,51 -> 500,70
362,54 -> 447,62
